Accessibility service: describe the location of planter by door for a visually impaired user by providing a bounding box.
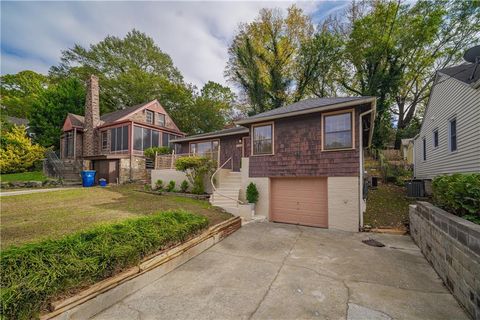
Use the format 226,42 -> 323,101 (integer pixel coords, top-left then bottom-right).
270,177 -> 328,228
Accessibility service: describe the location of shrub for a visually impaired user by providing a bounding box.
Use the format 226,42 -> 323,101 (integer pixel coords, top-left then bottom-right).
175,156 -> 215,195
0,210 -> 208,320
432,173 -> 480,222
166,180 -> 176,192
0,125 -> 46,174
246,182 -> 259,204
180,180 -> 189,193
144,184 -> 152,191
155,179 -> 164,191
144,146 -> 172,158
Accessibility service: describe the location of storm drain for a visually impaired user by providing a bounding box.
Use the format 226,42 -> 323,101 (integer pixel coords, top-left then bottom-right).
362,239 -> 385,247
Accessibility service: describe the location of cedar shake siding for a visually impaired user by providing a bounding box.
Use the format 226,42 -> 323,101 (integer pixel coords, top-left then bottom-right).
248,108 -> 361,178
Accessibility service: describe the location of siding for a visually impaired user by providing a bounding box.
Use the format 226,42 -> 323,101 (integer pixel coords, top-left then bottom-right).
414,75 -> 480,179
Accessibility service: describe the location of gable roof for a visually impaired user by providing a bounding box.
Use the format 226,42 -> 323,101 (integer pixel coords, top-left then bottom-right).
438,63 -> 480,85
236,97 -> 375,125
67,113 -> 85,127
172,126 -> 249,143
100,101 -> 151,123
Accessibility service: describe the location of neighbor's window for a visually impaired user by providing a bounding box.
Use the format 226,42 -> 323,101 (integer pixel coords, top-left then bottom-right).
101,131 -> 108,151
323,112 -> 353,150
433,129 -> 439,148
190,140 -> 219,157
110,126 -> 129,152
252,124 -> 273,155
449,118 -> 457,152
157,113 -> 166,127
423,137 -> 427,161
146,110 -> 154,124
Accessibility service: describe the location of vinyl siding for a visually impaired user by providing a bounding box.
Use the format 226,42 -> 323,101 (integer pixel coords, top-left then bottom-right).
414,75 -> 480,179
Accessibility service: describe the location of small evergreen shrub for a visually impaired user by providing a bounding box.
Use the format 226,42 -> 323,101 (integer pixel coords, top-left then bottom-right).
180,180 -> 189,193
246,182 -> 259,204
155,179 -> 164,191
166,180 -> 176,192
432,173 -> 480,223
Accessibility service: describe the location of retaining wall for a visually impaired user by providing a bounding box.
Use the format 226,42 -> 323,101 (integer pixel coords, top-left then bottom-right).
409,202 -> 480,319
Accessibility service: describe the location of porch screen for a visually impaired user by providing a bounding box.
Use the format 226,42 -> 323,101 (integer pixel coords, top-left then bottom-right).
133,126 -> 160,151
110,125 -> 129,151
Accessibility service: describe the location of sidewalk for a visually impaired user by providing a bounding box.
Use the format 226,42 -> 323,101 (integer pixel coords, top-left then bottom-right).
0,187 -> 79,197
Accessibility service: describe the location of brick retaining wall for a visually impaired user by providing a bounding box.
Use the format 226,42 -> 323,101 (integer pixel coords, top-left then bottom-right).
409,202 -> 480,319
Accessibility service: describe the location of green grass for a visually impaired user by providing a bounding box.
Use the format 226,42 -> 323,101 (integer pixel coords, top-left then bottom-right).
0,171 -> 47,183
0,210 -> 209,320
364,183 -> 415,228
0,184 -> 232,249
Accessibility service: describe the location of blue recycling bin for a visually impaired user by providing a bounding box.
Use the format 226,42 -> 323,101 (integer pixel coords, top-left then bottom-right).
99,179 -> 107,187
81,170 -> 96,187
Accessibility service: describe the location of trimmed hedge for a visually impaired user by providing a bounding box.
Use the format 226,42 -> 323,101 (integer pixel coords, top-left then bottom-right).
0,210 -> 208,319
432,173 -> 480,223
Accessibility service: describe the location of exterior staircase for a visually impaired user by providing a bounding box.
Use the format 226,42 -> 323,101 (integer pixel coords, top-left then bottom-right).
61,160 -> 83,186
210,171 -> 242,214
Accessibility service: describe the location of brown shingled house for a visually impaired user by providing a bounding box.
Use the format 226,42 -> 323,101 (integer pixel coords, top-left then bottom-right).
155,96 -> 376,232
60,75 -> 183,184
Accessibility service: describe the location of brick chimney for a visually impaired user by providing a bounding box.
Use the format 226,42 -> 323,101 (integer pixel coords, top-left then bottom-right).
83,75 -> 100,157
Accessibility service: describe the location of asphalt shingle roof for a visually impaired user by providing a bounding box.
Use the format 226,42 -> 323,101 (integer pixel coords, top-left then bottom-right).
100,102 -> 150,123
438,63 -> 480,85
240,97 -> 373,122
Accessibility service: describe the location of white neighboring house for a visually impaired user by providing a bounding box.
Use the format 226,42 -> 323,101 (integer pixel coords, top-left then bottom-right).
413,62 -> 480,189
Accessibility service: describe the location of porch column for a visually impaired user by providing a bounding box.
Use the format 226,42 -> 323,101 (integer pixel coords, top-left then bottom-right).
73,127 -> 77,159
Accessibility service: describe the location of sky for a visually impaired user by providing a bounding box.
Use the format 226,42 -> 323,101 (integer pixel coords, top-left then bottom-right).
1,1 -> 349,89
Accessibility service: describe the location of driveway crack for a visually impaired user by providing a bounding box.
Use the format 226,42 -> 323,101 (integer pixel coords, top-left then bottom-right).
248,226 -> 303,320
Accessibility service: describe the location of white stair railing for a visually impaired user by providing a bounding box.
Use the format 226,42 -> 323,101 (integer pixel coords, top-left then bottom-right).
210,157 -> 244,207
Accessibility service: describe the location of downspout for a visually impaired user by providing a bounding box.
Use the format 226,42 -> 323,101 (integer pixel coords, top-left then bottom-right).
129,121 -> 134,182
358,102 -> 376,230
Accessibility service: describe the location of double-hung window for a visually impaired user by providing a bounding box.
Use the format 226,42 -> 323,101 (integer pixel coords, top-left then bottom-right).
323,111 -> 353,150
449,118 -> 457,152
252,124 -> 273,155
146,110 -> 154,124
101,131 -> 108,151
157,113 -> 166,127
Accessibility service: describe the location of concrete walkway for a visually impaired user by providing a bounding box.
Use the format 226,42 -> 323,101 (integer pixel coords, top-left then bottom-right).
92,222 -> 468,320
0,187 -> 79,196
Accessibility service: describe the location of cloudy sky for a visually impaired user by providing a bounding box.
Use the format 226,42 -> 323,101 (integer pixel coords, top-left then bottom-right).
1,1 -> 349,89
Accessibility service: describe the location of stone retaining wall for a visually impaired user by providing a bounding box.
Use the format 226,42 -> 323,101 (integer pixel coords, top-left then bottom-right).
409,202 -> 480,319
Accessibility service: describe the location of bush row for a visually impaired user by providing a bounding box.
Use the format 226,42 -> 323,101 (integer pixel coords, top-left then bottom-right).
432,173 -> 480,223
0,210 -> 209,319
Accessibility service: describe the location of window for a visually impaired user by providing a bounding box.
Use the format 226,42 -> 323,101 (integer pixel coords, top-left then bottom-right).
133,126 -> 160,151
323,111 -> 353,150
146,110 -> 154,124
64,132 -> 74,158
433,129 -> 439,148
157,113 -> 165,127
423,137 -> 426,161
252,124 -> 273,155
190,140 -> 219,157
162,132 -> 169,146
110,126 -> 129,151
449,118 -> 457,152
101,131 -> 108,151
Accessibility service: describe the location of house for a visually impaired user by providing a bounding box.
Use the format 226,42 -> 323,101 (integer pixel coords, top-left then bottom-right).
154,96 -> 376,232
60,75 -> 184,184
5,116 -> 34,137
413,61 -> 480,192
401,138 -> 414,165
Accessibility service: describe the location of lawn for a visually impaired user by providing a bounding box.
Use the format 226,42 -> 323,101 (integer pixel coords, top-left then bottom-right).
0,184 -> 232,249
364,183 -> 415,229
0,170 -> 47,182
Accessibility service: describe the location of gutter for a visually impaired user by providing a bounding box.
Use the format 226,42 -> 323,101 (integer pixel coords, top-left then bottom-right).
358,101 -> 376,230
171,128 -> 249,143
235,97 -> 376,125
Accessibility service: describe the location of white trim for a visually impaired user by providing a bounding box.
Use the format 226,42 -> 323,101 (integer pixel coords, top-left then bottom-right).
358,108 -> 374,229
251,122 -> 274,156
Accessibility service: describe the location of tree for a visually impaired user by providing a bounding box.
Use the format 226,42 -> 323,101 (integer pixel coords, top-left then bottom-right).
0,125 -> 45,174
49,29 -> 183,113
226,6 -> 313,114
29,78 -> 85,148
0,71 -> 49,118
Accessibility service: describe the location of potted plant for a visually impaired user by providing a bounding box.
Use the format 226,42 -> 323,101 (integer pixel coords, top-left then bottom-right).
246,182 -> 259,215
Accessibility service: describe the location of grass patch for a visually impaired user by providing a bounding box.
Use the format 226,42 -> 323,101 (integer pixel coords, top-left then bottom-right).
364,183 -> 415,228
0,171 -> 47,183
0,210 -> 209,320
0,184 -> 231,248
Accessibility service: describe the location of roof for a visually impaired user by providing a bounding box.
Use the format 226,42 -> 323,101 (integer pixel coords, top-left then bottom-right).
171,126 -> 249,143
100,101 -> 151,123
438,63 -> 480,85
5,116 -> 29,126
401,138 -> 414,146
67,113 -> 85,127
236,97 -> 375,124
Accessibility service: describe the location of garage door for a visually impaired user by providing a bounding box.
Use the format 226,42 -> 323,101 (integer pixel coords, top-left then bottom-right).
270,178 -> 328,228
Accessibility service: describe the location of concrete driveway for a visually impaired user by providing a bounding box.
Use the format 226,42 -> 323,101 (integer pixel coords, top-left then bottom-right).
93,222 -> 467,320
